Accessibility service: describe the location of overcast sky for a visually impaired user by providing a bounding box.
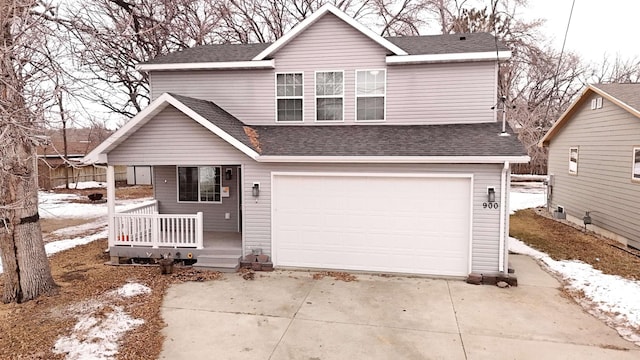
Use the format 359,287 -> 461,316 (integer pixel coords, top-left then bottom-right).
522,0 -> 640,64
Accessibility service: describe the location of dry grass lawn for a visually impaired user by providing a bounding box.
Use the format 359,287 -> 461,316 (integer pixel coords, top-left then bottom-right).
510,208 -> 640,280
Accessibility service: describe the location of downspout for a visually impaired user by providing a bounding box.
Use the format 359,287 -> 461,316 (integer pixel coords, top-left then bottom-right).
498,161 -> 509,273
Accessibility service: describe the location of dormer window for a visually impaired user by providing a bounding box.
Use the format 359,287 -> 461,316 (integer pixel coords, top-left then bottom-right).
276,73 -> 303,122
356,69 -> 386,121
315,71 -> 344,121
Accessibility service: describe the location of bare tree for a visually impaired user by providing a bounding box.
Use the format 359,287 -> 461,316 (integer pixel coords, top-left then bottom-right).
589,55 -> 640,84
0,0 -> 58,303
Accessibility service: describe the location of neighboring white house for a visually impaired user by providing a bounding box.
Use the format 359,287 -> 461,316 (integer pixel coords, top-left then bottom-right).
540,83 -> 640,250
84,4 -> 528,277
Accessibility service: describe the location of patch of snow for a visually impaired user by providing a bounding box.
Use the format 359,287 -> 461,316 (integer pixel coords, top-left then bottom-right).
511,174 -> 548,182
509,181 -> 547,213
53,305 -> 144,360
45,228 -> 108,256
111,283 -> 152,298
509,237 -> 640,345
51,219 -> 108,237
56,181 -> 106,190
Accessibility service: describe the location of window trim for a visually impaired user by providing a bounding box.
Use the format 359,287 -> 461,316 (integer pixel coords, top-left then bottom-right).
314,70 -> 345,122
355,69 -> 387,122
568,147 -> 579,175
176,165 -> 223,204
275,72 -> 304,123
632,146 -> 640,182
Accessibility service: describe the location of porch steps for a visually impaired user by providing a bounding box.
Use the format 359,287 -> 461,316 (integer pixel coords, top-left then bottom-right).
194,253 -> 241,273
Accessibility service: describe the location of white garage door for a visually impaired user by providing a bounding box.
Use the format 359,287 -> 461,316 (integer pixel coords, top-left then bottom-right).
272,173 -> 472,276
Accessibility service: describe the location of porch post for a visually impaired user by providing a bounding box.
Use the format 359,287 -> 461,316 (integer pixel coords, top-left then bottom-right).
196,211 -> 204,249
151,211 -> 159,249
107,165 -> 116,247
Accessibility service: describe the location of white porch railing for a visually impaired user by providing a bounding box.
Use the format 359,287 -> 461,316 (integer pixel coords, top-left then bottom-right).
113,200 -> 203,249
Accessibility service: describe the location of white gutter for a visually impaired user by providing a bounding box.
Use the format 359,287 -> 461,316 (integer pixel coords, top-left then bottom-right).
256,155 -> 530,164
136,59 -> 275,71
498,161 -> 509,273
386,50 -> 511,65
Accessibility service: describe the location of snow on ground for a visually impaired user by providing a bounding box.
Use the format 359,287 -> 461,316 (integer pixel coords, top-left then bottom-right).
0,191 -> 151,274
111,283 -> 152,298
53,283 -> 149,360
55,181 -> 106,190
510,181 -> 547,213
510,237 -> 640,345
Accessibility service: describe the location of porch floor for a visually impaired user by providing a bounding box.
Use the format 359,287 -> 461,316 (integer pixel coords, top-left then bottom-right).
202,231 -> 242,250
110,231 -> 242,259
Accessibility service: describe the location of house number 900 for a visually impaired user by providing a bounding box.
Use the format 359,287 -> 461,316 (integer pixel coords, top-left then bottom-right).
483,202 -> 499,209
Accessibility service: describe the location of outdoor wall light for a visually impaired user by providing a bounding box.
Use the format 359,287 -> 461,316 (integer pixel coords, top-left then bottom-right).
487,187 -> 496,203
252,182 -> 260,198
225,168 -> 232,180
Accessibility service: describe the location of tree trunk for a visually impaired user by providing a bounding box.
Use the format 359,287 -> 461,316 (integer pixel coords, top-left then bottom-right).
0,1 -> 57,303
0,134 -> 57,303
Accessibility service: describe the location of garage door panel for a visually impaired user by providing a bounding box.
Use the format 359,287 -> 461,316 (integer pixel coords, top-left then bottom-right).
273,174 -> 471,276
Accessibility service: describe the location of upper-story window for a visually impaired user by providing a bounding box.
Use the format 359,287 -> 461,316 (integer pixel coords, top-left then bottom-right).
356,69 -> 386,121
569,147 -> 579,175
276,73 -> 303,122
315,71 -> 344,121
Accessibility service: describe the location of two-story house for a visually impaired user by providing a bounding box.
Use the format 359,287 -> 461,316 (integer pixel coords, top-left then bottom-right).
84,4 -> 528,278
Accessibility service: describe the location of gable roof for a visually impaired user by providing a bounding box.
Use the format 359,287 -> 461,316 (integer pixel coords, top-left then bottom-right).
83,93 -> 261,164
540,83 -> 640,146
138,4 -> 510,71
84,94 -> 528,164
251,3 -> 407,60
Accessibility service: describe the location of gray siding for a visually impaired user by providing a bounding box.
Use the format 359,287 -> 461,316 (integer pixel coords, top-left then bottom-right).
242,162 -> 505,274
108,106 -> 252,165
153,166 -> 240,232
149,13 -> 497,126
106,105 -> 506,273
548,94 -> 640,248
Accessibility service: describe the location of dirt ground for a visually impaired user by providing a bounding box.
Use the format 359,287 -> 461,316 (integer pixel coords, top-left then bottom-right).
510,208 -> 640,280
0,239 -> 224,359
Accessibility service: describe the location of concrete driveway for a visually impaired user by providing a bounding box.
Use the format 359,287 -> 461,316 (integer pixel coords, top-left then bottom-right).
160,255 -> 639,359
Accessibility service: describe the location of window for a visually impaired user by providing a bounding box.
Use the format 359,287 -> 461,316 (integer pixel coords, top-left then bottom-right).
178,166 -> 221,202
633,147 -> 640,180
315,71 -> 344,121
569,148 -> 579,175
356,70 -> 386,121
276,73 -> 303,122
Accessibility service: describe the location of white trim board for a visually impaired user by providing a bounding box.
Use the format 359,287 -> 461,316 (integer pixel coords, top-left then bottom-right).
386,51 -> 511,65
256,155 -> 531,164
136,60 -> 275,71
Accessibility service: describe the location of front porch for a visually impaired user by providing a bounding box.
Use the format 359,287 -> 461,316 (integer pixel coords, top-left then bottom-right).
108,199 -> 242,268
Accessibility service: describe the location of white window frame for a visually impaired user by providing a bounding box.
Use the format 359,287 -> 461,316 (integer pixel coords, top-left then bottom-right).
569,147 -> 579,175
596,96 -> 603,109
632,146 -> 640,182
355,69 -> 387,122
176,166 -> 222,203
275,72 -> 304,123
314,70 -> 344,122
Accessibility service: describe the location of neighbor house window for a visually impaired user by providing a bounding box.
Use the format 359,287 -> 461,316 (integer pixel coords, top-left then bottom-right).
569,147 -> 579,175
178,166 -> 221,202
356,69 -> 386,121
315,71 -> 344,121
276,73 -> 303,122
633,147 -> 640,180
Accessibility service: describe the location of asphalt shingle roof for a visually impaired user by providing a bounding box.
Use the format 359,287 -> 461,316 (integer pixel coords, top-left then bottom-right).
175,95 -> 526,157
592,83 -> 640,113
386,33 -> 508,55
168,93 -> 257,152
143,32 -> 507,65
